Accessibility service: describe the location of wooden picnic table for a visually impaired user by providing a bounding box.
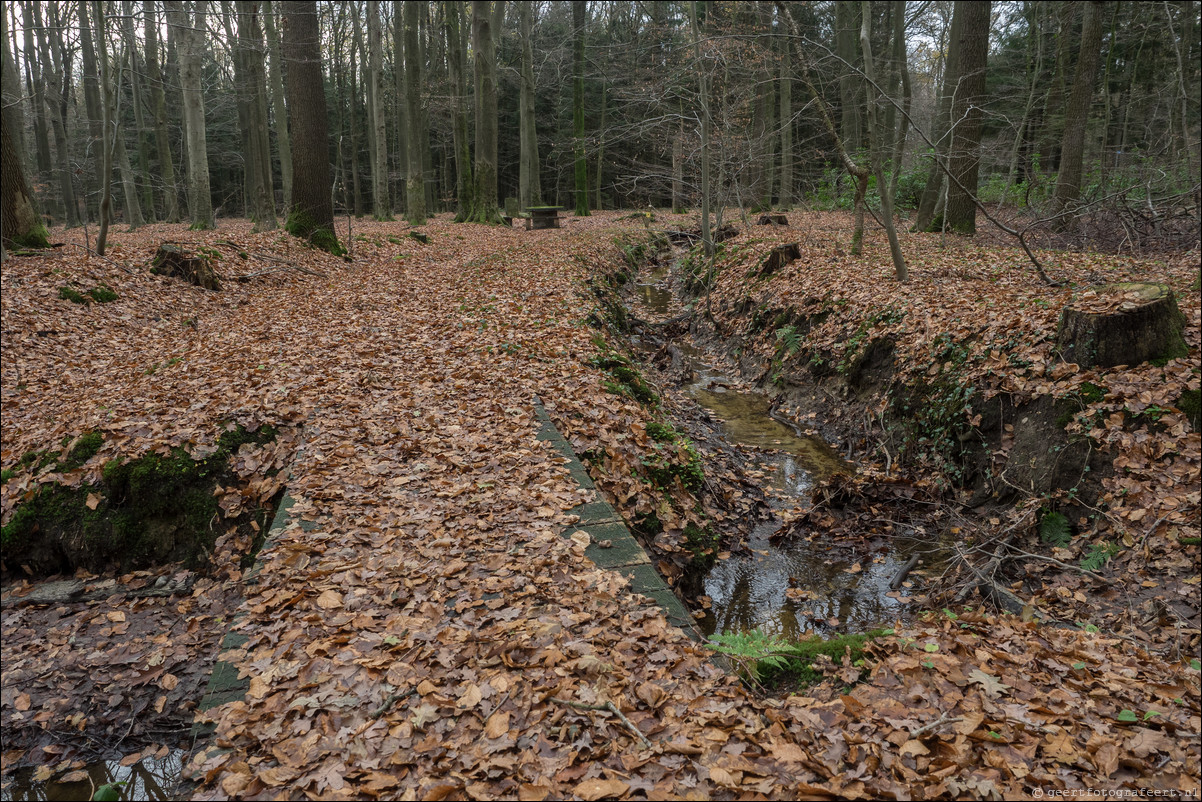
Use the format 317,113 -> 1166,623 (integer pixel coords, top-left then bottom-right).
526,206 -> 563,230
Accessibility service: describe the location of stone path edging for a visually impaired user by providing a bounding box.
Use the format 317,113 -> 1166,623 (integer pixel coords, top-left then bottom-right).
532,398 -> 700,640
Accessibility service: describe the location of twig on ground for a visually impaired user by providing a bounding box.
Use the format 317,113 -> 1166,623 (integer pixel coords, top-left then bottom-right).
911,713 -> 963,738
370,687 -> 417,720
69,242 -> 137,274
550,697 -> 653,750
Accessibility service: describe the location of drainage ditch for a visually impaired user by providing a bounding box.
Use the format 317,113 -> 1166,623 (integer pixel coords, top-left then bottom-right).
623,251 -> 950,642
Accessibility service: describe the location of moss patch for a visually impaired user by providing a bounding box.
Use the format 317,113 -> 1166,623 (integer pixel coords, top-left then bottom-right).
1177,389 -> 1200,431
2,424 -> 278,575
285,209 -> 345,256
60,284 -> 120,304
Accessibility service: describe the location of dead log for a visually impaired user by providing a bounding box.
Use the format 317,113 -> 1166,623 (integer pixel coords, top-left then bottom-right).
1055,282 -> 1187,368
757,213 -> 788,226
150,244 -> 221,290
758,243 -> 801,278
0,574 -> 195,609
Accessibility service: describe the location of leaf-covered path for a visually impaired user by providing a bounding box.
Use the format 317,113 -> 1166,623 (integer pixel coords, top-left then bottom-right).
2,215 -> 1199,799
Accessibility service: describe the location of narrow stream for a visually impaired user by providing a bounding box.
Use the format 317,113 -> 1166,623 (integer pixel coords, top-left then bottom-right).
631,262 -> 931,641
1,749 -> 186,802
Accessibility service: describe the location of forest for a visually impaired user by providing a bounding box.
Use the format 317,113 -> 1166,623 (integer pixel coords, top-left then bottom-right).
1,1 -> 1200,800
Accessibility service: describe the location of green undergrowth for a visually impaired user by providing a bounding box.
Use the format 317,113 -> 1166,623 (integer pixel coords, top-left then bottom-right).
2,424 -> 279,575
591,347 -> 659,408
59,284 -> 119,304
708,627 -> 892,689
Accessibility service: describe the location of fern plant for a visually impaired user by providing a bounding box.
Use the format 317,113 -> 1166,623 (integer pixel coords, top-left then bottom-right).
1039,511 -> 1073,547
706,629 -> 793,683
1080,542 -> 1120,572
775,325 -> 802,357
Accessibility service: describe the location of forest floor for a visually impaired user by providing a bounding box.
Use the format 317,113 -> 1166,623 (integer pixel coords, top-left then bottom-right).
0,211 -> 1198,800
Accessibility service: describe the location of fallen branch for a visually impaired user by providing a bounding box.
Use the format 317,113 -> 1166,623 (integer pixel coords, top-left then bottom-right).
889,554 -> 921,590
551,697 -> 653,750
1,575 -> 195,609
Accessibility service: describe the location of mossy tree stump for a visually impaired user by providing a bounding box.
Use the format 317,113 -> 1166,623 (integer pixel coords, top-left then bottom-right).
1055,283 -> 1187,368
151,244 -> 221,290
758,243 -> 801,278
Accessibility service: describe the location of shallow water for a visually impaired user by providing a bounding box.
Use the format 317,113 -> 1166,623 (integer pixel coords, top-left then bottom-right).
634,264 -> 674,315
1,749 -> 185,802
631,261 -> 940,641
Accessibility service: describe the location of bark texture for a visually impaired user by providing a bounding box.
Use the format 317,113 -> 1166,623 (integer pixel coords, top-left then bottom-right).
282,0 -> 340,253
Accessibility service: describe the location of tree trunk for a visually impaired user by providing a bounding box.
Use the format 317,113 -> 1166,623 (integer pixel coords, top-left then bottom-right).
468,0 -> 502,224
1,113 -> 49,253
145,0 -> 181,222
20,2 -> 53,216
572,0 -> 590,216
447,0 -> 472,220
1,7 -> 30,181
944,0 -> 991,235
518,1 -> 541,210
368,1 -> 391,219
888,0 -> 911,202
39,4 -> 81,227
860,1 -> 907,280
404,0 -> 426,224
232,0 -> 276,230
836,1 -> 862,154
1052,0 -> 1104,227
914,3 -> 961,231
78,0 -> 106,223
263,1 -> 291,211
775,1 -> 869,254
779,32 -> 793,209
672,124 -> 685,213
93,0 -> 114,252
166,0 -> 215,230
595,76 -> 606,210
692,1 -> 711,254
282,0 -> 340,253
343,8 -> 363,217
122,0 -> 156,222
392,0 -> 409,214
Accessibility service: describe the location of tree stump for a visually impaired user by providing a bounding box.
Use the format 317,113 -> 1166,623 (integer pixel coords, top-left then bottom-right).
150,244 -> 221,290
1055,282 -> 1187,368
757,213 -> 788,226
757,243 -> 801,278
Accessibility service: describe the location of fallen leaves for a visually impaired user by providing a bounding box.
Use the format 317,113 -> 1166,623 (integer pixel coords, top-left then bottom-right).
2,214 -> 1199,800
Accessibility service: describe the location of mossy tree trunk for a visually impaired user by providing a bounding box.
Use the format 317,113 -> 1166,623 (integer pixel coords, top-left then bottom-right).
466,0 -> 503,224
518,1 -> 541,210
282,0 -> 341,254
1,113 -> 49,255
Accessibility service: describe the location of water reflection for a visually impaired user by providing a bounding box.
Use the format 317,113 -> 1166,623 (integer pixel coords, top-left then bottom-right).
634,266 -> 674,315
1,749 -> 185,802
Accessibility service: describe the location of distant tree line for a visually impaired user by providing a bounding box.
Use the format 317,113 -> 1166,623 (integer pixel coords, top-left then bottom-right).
2,1 -> 1197,256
